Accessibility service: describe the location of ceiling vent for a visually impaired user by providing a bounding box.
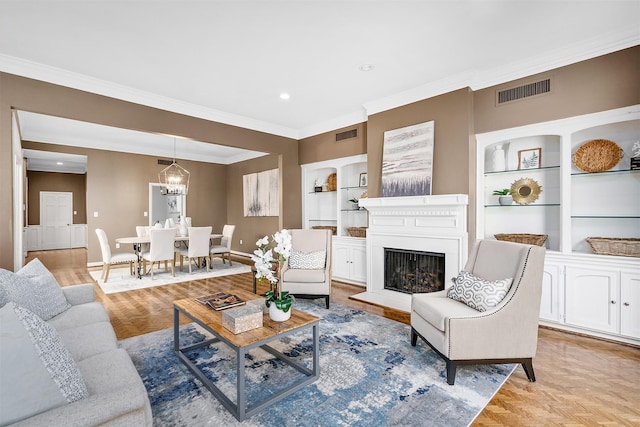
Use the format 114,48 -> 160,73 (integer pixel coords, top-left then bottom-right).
157,159 -> 172,165
335,128 -> 358,142
497,78 -> 551,105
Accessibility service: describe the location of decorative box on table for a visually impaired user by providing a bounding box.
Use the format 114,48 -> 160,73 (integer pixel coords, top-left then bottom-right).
222,303 -> 263,334
247,297 -> 268,314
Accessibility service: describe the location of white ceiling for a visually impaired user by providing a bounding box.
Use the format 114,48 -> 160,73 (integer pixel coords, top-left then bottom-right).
2,1 -> 639,171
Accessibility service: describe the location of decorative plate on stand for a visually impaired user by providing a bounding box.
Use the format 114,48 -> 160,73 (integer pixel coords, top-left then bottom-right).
573,139 -> 623,172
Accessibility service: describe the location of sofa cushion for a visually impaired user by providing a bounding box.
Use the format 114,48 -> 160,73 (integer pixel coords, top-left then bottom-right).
447,270 -> 513,312
47,302 -> 111,331
289,248 -> 326,270
0,258 -> 71,320
0,303 -> 89,425
57,322 -> 118,361
412,293 -> 479,332
282,268 -> 327,283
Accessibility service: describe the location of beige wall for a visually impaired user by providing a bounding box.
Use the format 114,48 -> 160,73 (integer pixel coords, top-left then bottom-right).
226,154 -> 280,255
0,72 -> 300,269
298,122 -> 367,165
474,47 -> 640,133
27,170 -> 87,225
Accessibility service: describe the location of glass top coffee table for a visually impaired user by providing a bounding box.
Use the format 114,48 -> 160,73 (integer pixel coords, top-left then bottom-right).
173,291 -> 320,421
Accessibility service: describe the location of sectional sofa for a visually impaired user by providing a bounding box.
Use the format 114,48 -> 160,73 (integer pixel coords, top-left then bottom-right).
0,259 -> 152,426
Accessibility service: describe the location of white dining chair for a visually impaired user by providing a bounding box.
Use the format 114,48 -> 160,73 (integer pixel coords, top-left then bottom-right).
135,225 -> 151,252
141,228 -> 176,279
95,228 -> 138,282
210,224 -> 235,266
176,226 -> 212,273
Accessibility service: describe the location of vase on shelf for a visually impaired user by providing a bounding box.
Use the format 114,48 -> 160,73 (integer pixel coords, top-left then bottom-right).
499,196 -> 513,206
491,144 -> 507,172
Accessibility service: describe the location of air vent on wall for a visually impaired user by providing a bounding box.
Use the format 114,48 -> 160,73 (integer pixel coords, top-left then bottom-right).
335,128 -> 358,141
157,159 -> 172,165
497,78 -> 551,104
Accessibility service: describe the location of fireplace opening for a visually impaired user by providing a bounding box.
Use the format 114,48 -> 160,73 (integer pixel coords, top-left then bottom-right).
384,248 -> 445,294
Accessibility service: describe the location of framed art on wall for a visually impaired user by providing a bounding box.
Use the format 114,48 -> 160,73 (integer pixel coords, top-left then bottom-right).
518,148 -> 541,169
359,173 -> 367,187
243,168 -> 279,216
382,120 -> 434,197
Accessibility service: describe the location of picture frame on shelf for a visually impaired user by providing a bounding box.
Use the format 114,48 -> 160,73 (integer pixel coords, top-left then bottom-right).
359,172 -> 368,187
518,148 -> 541,169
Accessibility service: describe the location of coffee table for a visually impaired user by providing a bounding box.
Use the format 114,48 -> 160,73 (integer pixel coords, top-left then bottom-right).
173,292 -> 320,421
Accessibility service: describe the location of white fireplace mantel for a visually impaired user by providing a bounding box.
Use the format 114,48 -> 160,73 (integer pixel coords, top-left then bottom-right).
353,194 -> 469,312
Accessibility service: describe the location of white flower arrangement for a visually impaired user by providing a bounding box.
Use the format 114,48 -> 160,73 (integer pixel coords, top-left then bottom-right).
250,229 -> 294,311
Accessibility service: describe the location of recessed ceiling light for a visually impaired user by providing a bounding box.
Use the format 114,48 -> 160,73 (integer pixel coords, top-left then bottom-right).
280,93 -> 290,100
56,161 -> 63,165
359,64 -> 374,72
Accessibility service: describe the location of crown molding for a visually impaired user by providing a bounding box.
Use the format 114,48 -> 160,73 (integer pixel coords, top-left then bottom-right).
297,109 -> 368,140
0,54 -> 300,140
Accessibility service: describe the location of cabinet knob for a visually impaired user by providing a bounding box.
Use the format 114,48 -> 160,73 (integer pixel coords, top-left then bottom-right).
623,302 -> 630,306
610,300 -> 616,304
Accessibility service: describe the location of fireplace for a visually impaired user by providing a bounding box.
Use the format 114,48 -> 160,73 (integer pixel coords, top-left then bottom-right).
354,194 -> 468,312
384,248 -> 445,294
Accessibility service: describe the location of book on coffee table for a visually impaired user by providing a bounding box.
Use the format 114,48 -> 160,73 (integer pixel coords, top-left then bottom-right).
196,292 -> 246,311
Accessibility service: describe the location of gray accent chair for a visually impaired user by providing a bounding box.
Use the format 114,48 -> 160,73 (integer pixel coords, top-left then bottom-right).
410,239 -> 546,385
281,229 -> 333,308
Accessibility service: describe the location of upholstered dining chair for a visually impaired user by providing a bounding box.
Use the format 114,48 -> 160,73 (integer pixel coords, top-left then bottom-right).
176,226 -> 212,274
210,224 -> 235,266
135,225 -> 151,252
410,239 -> 546,385
280,228 -> 332,309
95,228 -> 138,283
141,228 -> 176,279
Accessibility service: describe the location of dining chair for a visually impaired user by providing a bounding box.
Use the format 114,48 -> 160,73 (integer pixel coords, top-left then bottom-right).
176,226 -> 212,274
210,224 -> 235,266
135,225 -> 151,252
141,228 -> 176,279
95,228 -> 138,283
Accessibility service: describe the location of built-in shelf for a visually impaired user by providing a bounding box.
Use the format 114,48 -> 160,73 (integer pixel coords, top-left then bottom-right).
485,203 -> 561,208
484,165 -> 560,175
571,169 -> 638,176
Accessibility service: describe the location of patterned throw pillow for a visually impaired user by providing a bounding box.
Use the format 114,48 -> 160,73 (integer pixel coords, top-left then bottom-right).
0,258 -> 71,320
447,270 -> 513,312
0,302 -> 89,425
288,248 -> 326,270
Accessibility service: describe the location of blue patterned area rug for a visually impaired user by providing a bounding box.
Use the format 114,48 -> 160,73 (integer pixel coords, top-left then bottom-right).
119,300 -> 515,427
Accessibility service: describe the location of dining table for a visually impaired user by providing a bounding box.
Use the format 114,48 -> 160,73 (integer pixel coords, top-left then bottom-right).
116,233 -> 223,279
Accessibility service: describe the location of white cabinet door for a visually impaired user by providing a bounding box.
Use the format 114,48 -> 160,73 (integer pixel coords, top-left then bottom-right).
332,239 -> 367,285
70,224 -> 87,248
540,262 -> 563,322
350,244 -> 368,284
621,273 -> 640,339
26,226 -> 42,251
332,244 -> 350,280
565,267 -> 619,334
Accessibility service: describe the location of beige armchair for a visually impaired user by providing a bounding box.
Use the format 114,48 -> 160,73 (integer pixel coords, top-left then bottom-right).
410,239 -> 546,385
281,229 -> 332,308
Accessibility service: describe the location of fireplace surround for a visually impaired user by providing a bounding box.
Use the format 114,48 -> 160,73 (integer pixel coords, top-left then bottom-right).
354,194 -> 468,312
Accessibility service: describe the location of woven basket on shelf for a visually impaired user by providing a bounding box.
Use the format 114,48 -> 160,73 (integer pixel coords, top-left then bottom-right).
494,233 -> 547,246
573,139 -> 623,172
586,237 -> 640,257
311,225 -> 337,235
327,173 -> 337,191
347,227 -> 367,238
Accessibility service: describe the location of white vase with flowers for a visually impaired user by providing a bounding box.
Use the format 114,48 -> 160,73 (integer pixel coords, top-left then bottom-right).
250,229 -> 294,322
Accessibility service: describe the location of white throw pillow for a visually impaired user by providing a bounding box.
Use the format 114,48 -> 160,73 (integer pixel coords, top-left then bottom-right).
288,248 -> 326,270
0,302 -> 89,425
447,270 -> 513,312
0,258 -> 71,320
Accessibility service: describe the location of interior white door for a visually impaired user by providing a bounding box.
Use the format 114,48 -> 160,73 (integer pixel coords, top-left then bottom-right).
41,191 -> 72,250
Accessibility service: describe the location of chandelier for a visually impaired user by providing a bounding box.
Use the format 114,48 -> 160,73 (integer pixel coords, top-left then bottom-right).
158,138 -> 190,195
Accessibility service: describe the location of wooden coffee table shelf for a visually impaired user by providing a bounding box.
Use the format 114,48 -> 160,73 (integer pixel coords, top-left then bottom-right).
173,290 -> 320,421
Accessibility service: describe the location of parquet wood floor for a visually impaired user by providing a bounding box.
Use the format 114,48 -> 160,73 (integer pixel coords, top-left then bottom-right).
28,249 -> 640,426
